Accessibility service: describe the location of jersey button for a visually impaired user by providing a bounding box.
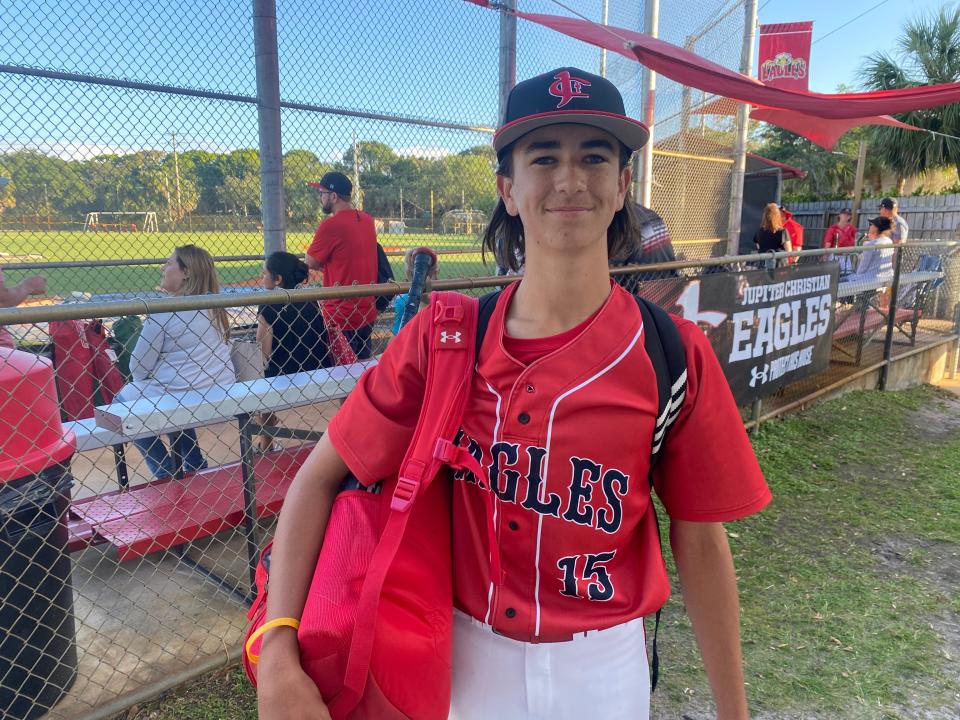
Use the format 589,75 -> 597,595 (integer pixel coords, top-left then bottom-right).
505,607 -> 517,618
508,520 -> 519,531
518,412 -> 530,424
525,384 -> 535,393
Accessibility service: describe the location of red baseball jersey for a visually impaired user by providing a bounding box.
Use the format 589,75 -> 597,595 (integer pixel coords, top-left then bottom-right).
328,282 -> 771,642
306,209 -> 377,330
822,223 -> 856,249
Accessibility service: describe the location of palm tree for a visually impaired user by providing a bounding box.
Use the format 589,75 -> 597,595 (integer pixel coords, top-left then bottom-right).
859,7 -> 960,183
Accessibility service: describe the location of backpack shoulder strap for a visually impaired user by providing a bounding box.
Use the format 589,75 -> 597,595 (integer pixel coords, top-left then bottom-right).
475,290 -> 502,359
634,296 -> 687,469
632,294 -> 687,693
334,290 -> 478,716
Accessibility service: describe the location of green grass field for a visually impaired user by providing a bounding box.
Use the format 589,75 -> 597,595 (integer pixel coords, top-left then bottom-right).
112,386 -> 960,719
0,230 -> 491,295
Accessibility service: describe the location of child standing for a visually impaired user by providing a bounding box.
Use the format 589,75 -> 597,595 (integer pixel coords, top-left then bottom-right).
257,68 -> 770,720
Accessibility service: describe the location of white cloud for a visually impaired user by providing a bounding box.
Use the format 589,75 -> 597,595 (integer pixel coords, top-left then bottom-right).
0,141 -> 139,160
395,145 -> 453,160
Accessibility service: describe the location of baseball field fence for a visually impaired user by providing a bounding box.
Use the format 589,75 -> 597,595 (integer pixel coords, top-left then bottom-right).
0,241 -> 958,719
1,0 -> 750,301
3,0 -> 960,716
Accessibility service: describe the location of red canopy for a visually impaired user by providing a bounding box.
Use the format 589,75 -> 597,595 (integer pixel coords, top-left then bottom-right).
693,97 -> 919,150
476,6 -> 960,120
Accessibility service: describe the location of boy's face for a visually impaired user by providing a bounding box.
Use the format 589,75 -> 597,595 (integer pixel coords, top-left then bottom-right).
497,123 -> 630,255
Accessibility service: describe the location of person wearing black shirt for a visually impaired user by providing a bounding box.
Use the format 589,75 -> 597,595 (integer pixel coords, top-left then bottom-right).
256,251 -> 333,450
754,202 -> 792,264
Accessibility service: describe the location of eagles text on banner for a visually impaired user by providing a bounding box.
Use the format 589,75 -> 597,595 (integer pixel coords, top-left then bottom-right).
758,22 -> 814,92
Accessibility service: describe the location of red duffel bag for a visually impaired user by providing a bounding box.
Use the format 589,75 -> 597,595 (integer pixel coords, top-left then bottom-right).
244,291 -> 479,719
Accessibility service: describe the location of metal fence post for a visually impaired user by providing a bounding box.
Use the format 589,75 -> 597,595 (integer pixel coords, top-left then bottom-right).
950,302 -> 960,379
253,0 -> 286,255
879,245 -> 905,390
498,0 -> 517,125
726,0 -> 758,256
749,397 -> 763,433
636,0 -> 659,207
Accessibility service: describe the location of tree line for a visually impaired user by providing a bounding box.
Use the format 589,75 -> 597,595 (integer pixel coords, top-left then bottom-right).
0,141 -> 498,228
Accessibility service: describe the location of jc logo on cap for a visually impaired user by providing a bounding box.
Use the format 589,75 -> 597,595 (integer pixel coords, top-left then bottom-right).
548,70 -> 591,108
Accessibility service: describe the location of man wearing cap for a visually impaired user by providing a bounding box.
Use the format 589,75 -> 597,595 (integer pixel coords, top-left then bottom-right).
879,197 -> 909,244
257,67 -> 769,720
304,172 -> 377,359
822,208 -> 857,273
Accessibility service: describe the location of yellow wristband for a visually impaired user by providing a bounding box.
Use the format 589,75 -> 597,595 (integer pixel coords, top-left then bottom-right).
246,617 -> 301,665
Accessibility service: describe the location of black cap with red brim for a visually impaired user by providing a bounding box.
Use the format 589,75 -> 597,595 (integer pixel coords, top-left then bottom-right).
493,67 -> 649,155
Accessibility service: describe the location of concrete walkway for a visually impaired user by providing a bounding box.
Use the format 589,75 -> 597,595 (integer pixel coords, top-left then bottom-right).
936,374 -> 960,397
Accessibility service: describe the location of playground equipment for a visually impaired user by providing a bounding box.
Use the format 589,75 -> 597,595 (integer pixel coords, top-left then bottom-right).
83,212 -> 158,232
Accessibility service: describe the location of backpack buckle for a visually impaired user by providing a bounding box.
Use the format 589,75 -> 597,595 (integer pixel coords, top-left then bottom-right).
434,438 -> 456,463
392,460 -> 425,511
391,476 -> 420,511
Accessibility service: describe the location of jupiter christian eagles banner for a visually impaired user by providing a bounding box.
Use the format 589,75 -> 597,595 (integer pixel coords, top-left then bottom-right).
758,22 -> 814,91
635,263 -> 839,405
723,264 -> 838,402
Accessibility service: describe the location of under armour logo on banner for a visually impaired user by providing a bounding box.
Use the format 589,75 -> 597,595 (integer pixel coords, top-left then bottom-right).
749,363 -> 770,388
548,70 -> 591,108
440,331 -> 462,344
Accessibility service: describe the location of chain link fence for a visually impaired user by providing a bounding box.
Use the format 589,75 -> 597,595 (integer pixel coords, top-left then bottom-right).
1,0 -> 749,305
4,1 -> 959,718
1,241 -> 958,719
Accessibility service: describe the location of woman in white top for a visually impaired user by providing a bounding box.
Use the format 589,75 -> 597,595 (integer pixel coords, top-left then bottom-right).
847,216 -> 895,287
118,244 -> 236,479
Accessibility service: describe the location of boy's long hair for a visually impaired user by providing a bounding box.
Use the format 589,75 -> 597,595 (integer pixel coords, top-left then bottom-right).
172,244 -> 230,343
481,142 -> 642,272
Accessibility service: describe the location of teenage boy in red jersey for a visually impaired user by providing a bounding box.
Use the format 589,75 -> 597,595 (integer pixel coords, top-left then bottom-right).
258,68 -> 770,720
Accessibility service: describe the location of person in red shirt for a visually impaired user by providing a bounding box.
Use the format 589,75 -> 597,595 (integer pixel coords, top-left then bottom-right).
779,205 -> 804,264
822,208 -> 857,273
0,269 -> 46,349
258,68 -> 770,720
304,172 -> 377,359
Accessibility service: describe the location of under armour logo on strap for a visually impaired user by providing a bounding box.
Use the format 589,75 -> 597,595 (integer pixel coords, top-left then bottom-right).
440,331 -> 462,344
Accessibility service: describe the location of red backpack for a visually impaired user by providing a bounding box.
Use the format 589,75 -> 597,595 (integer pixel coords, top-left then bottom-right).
50,319 -> 125,420
243,291 -> 479,719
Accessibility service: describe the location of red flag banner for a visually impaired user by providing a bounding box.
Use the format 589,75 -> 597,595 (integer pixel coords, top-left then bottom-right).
484,9 -> 960,119
758,22 -> 814,91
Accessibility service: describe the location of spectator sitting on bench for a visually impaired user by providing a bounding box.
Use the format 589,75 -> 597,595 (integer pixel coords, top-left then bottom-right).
846,216 -> 894,288
256,251 -> 333,451
116,244 -> 236,479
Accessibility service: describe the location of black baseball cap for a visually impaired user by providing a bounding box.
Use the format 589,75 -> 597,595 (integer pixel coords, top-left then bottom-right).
839,207 -> 852,215
308,171 -> 353,198
493,67 -> 649,156
879,197 -> 897,210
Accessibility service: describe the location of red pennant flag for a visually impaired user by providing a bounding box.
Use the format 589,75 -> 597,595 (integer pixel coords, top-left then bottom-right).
758,23 -> 814,92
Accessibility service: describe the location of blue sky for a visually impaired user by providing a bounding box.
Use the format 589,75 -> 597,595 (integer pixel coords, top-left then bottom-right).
760,0 -> 952,92
0,0 -> 955,162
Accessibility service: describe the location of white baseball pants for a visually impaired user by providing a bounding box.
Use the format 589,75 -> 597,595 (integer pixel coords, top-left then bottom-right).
448,610 -> 650,719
